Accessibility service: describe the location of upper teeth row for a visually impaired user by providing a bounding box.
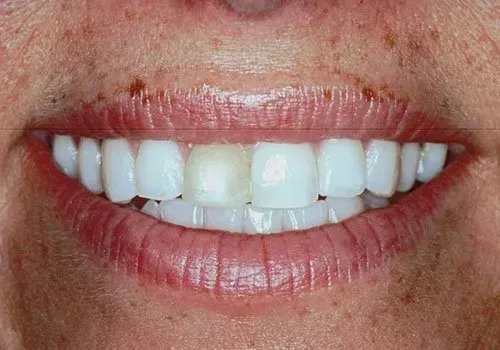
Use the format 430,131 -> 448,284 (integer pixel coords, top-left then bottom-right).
52,136 -> 448,209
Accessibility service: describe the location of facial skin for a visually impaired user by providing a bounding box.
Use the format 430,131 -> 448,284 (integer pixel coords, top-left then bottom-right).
0,0 -> 499,348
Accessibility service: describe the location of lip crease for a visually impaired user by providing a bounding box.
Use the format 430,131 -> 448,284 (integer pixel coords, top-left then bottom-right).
27,83 -> 473,297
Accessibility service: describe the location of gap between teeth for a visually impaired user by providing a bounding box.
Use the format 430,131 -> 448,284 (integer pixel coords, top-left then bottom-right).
51,136 -> 450,234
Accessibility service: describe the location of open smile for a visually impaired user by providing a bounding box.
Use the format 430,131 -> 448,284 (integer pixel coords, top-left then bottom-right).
26,82 -> 473,297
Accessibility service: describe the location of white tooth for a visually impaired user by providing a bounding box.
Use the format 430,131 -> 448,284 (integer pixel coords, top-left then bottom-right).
53,135 -> 79,179
251,142 -> 318,208
326,196 -> 365,223
78,138 -> 103,194
183,144 -> 251,207
360,192 -> 389,209
141,200 -> 161,219
317,139 -> 366,197
160,199 -> 204,228
102,139 -> 137,203
204,207 -> 244,233
416,143 -> 448,182
282,201 -> 328,231
244,205 -> 283,234
365,140 -> 400,197
136,140 -> 185,201
396,143 -> 421,192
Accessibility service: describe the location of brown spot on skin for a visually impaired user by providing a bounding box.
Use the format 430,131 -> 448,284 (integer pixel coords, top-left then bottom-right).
124,9 -> 137,19
384,30 -> 397,49
429,29 -> 439,42
323,88 -> 332,101
129,78 -> 146,97
362,86 -> 375,101
96,92 -> 105,101
402,293 -> 415,304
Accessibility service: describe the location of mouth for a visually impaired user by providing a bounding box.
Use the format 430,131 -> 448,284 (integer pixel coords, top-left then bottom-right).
26,82 -> 473,297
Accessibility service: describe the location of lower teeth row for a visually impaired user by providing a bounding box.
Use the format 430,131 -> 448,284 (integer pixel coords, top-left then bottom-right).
137,196 -> 367,234
51,136 -> 451,233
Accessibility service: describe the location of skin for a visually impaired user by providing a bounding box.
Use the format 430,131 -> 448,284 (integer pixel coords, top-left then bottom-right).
0,0 -> 499,348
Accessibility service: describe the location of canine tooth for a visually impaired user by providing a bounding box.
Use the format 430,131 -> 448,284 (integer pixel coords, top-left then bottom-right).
397,143 -> 421,192
183,144 -> 251,207
360,192 -> 389,209
317,139 -> 366,197
326,196 -> 365,223
160,199 -> 204,228
365,140 -> 400,197
244,206 -> 282,234
136,140 -> 185,200
141,200 -> 161,219
251,142 -> 318,208
53,135 -> 79,178
102,139 -> 137,203
416,143 -> 448,182
282,201 -> 328,231
204,207 -> 245,233
78,138 -> 103,194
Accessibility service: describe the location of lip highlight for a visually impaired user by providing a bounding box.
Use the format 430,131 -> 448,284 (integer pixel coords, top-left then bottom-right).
27,83 -> 474,297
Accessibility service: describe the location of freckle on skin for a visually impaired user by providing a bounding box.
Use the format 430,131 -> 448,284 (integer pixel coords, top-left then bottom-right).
429,29 -> 439,42
361,86 -> 375,101
129,78 -> 146,97
323,88 -> 332,101
384,30 -> 397,49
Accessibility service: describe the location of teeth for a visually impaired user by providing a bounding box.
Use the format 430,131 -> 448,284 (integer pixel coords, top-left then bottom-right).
282,201 -> 328,231
204,207 -> 245,233
141,200 -> 161,219
136,140 -> 185,201
160,199 -> 204,228
365,140 -> 400,197
397,143 -> 421,192
51,135 -> 456,234
317,139 -> 366,197
360,191 -> 389,209
78,138 -> 103,194
183,144 -> 251,207
417,143 -> 448,182
326,196 -> 365,223
243,205 -> 283,234
251,142 -> 318,208
102,139 -> 137,203
53,135 -> 79,179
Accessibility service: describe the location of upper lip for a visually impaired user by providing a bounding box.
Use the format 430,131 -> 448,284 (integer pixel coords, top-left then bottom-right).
26,81 -> 474,298
34,81 -> 470,145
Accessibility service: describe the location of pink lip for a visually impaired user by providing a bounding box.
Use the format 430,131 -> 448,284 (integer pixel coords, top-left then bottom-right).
36,84 -> 470,145
27,83 -> 473,297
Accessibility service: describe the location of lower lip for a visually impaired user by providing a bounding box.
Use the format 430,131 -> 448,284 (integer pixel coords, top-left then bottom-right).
26,138 -> 473,297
